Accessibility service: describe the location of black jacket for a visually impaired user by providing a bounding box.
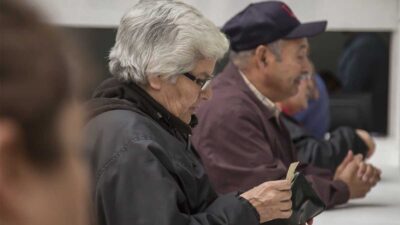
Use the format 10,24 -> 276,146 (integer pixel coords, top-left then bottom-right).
85,78 -> 259,225
281,113 -> 368,172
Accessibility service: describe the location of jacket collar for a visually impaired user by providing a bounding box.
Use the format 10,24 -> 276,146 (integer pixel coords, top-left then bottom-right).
89,77 -> 193,137
218,62 -> 275,119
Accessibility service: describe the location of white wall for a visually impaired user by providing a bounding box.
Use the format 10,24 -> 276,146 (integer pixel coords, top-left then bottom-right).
394,1 -> 400,161
29,0 -> 399,30
29,0 -> 400,161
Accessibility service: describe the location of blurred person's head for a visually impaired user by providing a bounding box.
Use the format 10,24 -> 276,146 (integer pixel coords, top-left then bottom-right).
108,0 -> 229,123
277,61 -> 320,115
223,1 -> 326,102
0,1 -> 89,225
277,75 -> 317,115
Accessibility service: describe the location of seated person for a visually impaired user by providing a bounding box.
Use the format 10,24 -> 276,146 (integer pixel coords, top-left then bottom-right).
192,1 -> 381,211
85,1 -> 293,225
277,69 -> 376,172
0,1 -> 90,225
292,74 -> 330,139
338,32 -> 389,134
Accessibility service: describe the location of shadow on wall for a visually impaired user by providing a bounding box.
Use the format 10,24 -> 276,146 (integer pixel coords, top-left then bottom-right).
62,27 -> 118,98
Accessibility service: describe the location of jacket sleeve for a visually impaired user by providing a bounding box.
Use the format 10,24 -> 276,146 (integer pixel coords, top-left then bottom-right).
283,116 -> 368,172
94,139 -> 259,225
299,164 -> 350,208
328,126 -> 369,157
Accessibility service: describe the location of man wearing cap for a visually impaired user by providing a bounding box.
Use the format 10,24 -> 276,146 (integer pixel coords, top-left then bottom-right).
192,1 -> 380,209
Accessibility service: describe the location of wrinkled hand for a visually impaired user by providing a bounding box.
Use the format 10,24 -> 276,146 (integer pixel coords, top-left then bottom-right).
241,180 -> 292,223
357,160 -> 381,186
356,129 -> 376,158
334,151 -> 381,199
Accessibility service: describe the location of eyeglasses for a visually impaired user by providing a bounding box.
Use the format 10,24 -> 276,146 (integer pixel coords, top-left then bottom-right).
182,72 -> 213,90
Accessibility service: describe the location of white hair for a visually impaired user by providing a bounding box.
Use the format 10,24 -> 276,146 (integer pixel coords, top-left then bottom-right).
230,49 -> 255,70
109,0 -> 229,85
230,40 -> 282,69
267,40 -> 282,61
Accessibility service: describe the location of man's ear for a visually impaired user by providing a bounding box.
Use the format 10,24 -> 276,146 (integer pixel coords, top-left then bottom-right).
147,75 -> 163,91
0,118 -> 24,221
254,45 -> 269,68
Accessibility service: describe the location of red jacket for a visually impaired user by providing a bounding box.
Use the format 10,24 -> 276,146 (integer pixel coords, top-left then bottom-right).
192,62 -> 349,208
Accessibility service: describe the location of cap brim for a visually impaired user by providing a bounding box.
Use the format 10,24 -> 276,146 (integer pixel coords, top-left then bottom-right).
284,21 -> 327,39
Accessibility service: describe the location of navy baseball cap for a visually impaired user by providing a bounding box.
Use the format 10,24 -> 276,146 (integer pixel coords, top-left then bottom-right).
222,1 -> 327,51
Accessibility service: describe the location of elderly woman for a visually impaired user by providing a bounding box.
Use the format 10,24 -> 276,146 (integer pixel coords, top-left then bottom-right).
86,1 -> 292,225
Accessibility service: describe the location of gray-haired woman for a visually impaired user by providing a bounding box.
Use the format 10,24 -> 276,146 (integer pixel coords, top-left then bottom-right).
85,1 -> 292,225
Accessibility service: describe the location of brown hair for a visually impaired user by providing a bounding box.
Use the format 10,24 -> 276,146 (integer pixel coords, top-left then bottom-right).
0,0 -> 76,168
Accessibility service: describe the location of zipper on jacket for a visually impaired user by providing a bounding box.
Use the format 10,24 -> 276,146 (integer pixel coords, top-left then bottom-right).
187,134 -> 191,151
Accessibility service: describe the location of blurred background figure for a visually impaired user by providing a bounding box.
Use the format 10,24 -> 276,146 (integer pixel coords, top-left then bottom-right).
277,65 -> 376,172
306,31 -> 390,136
0,1 -> 91,225
337,32 -> 389,135
292,73 -> 330,139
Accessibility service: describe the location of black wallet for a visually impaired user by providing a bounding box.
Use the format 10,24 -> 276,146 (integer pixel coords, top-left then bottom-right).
288,172 -> 326,225
263,172 -> 326,225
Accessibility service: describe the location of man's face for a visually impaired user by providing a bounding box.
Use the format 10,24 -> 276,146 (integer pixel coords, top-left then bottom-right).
160,59 -> 215,124
279,77 -> 313,115
265,38 -> 310,102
